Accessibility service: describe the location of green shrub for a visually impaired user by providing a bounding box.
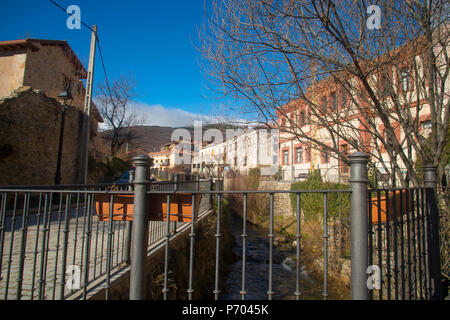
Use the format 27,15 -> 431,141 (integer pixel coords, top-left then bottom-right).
214,197 -> 230,215
290,170 -> 350,221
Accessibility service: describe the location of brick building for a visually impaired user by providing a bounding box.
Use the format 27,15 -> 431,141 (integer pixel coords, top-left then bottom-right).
277,39 -> 448,184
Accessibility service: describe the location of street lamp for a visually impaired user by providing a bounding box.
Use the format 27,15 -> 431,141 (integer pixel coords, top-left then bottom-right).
54,87 -> 73,185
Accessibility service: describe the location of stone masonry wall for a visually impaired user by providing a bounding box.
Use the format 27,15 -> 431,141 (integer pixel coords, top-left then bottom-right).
23,42 -> 100,137
258,180 -> 294,217
0,87 -> 83,185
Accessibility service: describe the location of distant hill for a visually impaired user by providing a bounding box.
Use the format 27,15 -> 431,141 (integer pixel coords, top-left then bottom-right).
127,126 -> 188,152
97,123 -> 247,154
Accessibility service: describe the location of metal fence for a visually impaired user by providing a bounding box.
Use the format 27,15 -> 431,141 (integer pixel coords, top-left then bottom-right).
367,186 -> 443,300
129,154 -> 358,300
0,153 -> 443,300
0,178 -> 213,300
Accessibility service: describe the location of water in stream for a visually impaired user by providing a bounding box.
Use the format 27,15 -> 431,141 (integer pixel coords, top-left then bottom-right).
222,211 -> 330,300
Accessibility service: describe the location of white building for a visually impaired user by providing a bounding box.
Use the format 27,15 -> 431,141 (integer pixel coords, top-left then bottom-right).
192,127 -> 279,177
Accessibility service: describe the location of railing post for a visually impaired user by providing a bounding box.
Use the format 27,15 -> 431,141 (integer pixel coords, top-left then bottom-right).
423,164 -> 443,300
129,155 -> 152,300
173,174 -> 178,233
210,176 -> 214,210
349,151 -> 370,300
423,164 -> 437,190
124,169 -> 135,265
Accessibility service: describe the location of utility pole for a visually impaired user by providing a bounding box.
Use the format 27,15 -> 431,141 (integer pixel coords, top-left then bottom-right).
79,25 -> 98,184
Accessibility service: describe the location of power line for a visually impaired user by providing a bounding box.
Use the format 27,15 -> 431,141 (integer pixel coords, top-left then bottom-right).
47,0 -> 114,105
96,39 -> 115,106
47,0 -> 95,32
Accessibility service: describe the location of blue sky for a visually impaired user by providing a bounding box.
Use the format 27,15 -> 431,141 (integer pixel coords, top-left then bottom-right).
0,0 -> 226,127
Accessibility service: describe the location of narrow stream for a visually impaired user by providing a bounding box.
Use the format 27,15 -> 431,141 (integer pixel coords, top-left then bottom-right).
222,211 -> 329,300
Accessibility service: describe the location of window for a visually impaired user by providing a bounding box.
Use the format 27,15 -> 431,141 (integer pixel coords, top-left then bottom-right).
306,147 -> 311,162
295,147 -> 303,164
341,90 -> 347,107
421,120 -> 432,130
382,80 -> 390,97
299,111 -> 305,126
380,70 -> 392,98
322,148 -> 329,164
400,68 -> 411,92
283,150 -> 289,165
340,144 -> 349,174
321,96 -> 327,113
331,92 -> 337,111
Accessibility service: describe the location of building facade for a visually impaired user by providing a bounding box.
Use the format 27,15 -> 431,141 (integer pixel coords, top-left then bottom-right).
0,39 -> 103,136
277,39 -> 448,184
149,141 -> 193,175
192,128 -> 279,177
0,39 -> 103,185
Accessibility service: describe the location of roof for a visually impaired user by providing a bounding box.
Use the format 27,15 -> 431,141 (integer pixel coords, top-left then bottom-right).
148,150 -> 171,156
0,39 -> 87,79
0,39 -> 103,123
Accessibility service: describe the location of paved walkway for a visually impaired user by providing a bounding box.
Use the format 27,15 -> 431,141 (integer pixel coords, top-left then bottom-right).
0,191 -> 211,300
0,206 -> 132,300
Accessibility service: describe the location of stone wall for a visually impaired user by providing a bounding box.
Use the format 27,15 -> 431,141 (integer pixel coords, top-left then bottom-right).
88,207 -> 235,300
224,176 -> 294,223
258,180 -> 294,217
0,87 -> 83,185
23,42 -> 100,137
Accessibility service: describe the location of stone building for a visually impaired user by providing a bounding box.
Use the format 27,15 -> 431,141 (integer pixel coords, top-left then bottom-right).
0,39 -> 103,185
0,39 -> 102,135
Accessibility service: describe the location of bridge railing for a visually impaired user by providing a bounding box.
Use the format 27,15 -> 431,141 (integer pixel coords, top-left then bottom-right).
0,153 -> 442,300
0,176 -> 213,300
127,153 -> 442,301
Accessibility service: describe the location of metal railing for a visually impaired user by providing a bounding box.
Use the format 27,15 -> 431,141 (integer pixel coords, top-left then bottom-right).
0,176 -> 214,300
0,153 -> 443,300
127,154 -> 359,300
367,167 -> 443,300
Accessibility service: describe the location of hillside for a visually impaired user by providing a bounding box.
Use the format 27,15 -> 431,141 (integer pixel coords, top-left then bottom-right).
97,123 -> 246,155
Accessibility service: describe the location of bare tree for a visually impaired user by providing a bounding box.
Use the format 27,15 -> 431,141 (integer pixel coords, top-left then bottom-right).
199,0 -> 450,283
95,74 -> 144,156
199,0 -> 449,188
